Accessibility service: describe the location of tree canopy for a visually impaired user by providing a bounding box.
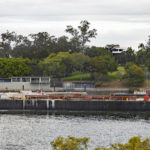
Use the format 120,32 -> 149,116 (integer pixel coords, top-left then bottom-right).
0,58 -> 31,77
124,63 -> 144,87
66,20 -> 97,53
0,21 -> 149,88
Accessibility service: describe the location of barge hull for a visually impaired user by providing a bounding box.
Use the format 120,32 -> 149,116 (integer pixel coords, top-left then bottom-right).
0,100 -> 149,112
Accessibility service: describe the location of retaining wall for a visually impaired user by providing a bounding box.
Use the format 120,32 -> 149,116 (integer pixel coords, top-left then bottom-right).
0,100 -> 149,111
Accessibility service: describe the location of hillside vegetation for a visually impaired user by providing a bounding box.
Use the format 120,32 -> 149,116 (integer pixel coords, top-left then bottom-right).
0,20 -> 150,87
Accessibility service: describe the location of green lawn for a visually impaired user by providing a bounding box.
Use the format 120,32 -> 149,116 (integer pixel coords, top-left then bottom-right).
108,66 -> 125,79
63,67 -> 125,81
63,73 -> 91,81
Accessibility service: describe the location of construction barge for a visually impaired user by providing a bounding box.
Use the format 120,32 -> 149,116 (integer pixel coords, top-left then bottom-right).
0,90 -> 148,113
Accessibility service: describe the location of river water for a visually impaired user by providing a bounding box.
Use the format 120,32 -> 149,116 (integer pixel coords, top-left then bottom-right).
0,114 -> 150,150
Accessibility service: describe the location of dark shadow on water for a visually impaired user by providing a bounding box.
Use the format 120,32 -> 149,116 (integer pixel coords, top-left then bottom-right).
0,110 -> 150,120
53,111 -> 150,120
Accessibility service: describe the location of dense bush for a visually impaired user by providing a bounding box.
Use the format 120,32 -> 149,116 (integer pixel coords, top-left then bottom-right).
0,58 -> 31,77
51,136 -> 89,150
51,136 -> 150,150
124,63 -> 144,87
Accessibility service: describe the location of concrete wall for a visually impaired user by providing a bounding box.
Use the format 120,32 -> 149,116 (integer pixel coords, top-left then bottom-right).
0,82 -> 50,90
0,100 -> 150,111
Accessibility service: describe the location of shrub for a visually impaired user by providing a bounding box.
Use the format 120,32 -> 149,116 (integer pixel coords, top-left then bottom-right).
124,64 -> 144,87
51,136 -> 150,150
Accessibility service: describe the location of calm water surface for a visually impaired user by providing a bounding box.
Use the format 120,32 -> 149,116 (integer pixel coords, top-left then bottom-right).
0,114 -> 150,150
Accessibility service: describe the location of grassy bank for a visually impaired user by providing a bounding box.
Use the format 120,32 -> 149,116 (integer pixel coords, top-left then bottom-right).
63,67 -> 125,81
63,73 -> 91,81
108,66 -> 125,79
62,66 -> 150,89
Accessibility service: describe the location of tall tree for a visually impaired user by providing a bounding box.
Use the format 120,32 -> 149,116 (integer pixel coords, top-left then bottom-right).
124,63 -> 144,87
0,31 -> 17,58
65,20 -> 97,53
56,36 -> 71,53
39,52 -> 73,78
85,46 -> 111,57
71,53 -> 90,73
29,32 -> 57,59
125,47 -> 136,63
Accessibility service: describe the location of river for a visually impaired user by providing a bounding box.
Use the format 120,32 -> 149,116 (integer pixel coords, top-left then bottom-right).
0,114 -> 150,150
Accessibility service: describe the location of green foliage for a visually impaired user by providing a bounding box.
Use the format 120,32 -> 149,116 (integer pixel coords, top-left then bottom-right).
66,20 -> 97,53
71,53 -> 90,73
125,47 -> 136,63
63,73 -> 91,81
117,66 -> 125,73
90,56 -> 108,74
39,52 -> 73,78
95,136 -> 150,150
3,26 -> 150,80
30,59 -> 42,76
91,72 -> 105,84
39,52 -> 117,80
124,62 -> 135,70
103,55 -> 117,72
51,136 -> 89,150
108,72 -> 118,79
51,136 -> 150,150
136,49 -> 146,65
113,47 -> 136,65
90,55 -> 117,74
0,31 -> 15,58
89,55 -> 117,82
108,66 -> 125,79
124,63 -> 144,87
0,58 -> 31,77
146,58 -> 150,71
85,47 -> 111,57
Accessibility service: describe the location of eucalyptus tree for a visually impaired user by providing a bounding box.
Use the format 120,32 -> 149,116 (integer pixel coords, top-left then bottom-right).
0,31 -> 17,58
65,20 -> 97,53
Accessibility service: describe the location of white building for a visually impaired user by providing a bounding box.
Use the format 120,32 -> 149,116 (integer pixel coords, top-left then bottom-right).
105,44 -> 124,55
0,77 -> 51,90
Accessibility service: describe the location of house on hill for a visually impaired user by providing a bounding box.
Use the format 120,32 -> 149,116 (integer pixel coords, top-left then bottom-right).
105,44 -> 124,55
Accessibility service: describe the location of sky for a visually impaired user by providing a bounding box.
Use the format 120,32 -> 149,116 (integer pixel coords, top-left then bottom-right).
0,0 -> 150,50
